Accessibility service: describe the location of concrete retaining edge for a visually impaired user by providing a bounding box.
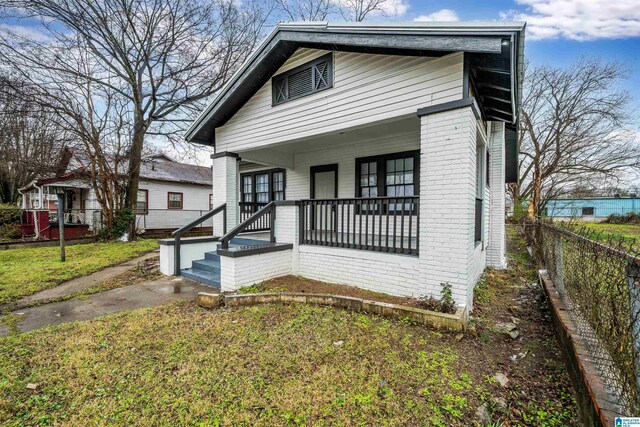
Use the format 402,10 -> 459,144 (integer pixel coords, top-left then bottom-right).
539,270 -> 623,426
196,292 -> 467,332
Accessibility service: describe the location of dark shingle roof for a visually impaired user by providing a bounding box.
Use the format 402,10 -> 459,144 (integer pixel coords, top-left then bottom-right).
139,159 -> 210,186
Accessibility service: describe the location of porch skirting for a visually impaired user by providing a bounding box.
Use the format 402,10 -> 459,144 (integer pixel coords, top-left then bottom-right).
298,246 -> 422,298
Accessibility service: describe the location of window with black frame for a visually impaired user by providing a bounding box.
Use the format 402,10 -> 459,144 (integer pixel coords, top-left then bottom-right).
240,169 -> 286,207
355,151 -> 418,213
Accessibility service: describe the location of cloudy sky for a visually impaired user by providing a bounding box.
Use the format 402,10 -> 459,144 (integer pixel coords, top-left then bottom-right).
405,0 -> 640,105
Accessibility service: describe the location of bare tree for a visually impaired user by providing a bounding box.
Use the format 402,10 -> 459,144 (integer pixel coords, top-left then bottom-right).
0,77 -> 66,204
275,0 -> 333,21
273,0 -> 405,22
337,0 -> 404,21
511,58 -> 640,219
0,0 -> 269,235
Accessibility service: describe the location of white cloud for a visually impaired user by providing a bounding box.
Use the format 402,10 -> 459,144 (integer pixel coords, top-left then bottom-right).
501,0 -> 640,41
0,24 -> 51,42
414,9 -> 460,22
378,0 -> 409,16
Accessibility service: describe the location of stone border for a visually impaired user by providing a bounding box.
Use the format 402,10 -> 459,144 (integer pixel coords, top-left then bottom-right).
196,292 -> 467,332
539,270 -> 623,426
0,236 -> 97,251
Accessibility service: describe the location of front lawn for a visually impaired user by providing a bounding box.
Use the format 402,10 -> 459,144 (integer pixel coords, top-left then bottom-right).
0,240 -> 158,305
0,228 -> 578,426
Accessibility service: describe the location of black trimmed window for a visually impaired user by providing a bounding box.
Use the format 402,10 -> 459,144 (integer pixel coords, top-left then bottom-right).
356,151 -> 419,212
272,53 -> 333,105
240,169 -> 287,204
582,207 -> 594,216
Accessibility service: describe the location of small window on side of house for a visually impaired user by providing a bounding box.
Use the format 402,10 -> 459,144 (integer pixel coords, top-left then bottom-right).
136,189 -> 148,214
168,192 -> 183,209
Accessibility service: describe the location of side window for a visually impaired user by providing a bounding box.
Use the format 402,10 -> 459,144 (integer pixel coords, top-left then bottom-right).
136,189 -> 148,214
168,192 -> 183,209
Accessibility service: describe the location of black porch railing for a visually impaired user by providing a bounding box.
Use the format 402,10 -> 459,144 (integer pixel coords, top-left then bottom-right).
300,197 -> 419,255
221,202 -> 275,249
240,202 -> 271,231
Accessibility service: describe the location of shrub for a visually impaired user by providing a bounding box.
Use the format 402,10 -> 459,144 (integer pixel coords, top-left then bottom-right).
0,223 -> 23,240
0,204 -> 21,225
418,282 -> 456,314
603,212 -> 640,224
108,207 -> 136,239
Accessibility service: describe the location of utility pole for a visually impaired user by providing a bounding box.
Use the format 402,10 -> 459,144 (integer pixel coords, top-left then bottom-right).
57,192 -> 65,262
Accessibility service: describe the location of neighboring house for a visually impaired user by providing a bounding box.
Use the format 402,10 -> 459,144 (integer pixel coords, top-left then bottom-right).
19,151 -> 213,234
161,21 -> 525,312
546,196 -> 640,221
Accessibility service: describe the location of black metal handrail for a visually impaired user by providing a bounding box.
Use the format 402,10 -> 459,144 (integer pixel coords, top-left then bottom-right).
172,203 -> 226,276
220,202 -> 276,249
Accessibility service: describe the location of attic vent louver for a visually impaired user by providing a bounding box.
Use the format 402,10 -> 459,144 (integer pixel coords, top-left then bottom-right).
272,53 -> 333,105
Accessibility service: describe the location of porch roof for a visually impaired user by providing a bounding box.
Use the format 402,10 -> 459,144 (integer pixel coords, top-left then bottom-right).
185,21 -> 526,147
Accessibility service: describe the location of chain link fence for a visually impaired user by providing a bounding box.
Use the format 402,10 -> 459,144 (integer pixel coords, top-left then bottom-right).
529,221 -> 640,414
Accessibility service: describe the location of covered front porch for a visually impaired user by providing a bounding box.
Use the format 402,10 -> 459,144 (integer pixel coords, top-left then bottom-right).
224,117 -> 423,255
181,103 -> 506,310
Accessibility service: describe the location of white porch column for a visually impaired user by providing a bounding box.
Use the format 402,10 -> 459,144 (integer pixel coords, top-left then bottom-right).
417,99 -> 480,309
211,152 -> 239,236
487,121 -> 507,268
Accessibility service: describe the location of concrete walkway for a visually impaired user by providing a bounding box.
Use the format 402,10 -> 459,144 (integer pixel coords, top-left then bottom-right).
9,251 -> 160,309
0,277 -> 214,336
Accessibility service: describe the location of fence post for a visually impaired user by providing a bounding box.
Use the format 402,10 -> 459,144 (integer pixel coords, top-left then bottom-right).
56,193 -> 65,262
554,233 -> 564,294
626,259 -> 640,412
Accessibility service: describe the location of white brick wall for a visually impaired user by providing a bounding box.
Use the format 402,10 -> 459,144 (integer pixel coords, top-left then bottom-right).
274,204 -> 300,274
487,122 -> 507,268
220,250 -> 292,292
419,106 -> 481,308
298,246 -> 423,297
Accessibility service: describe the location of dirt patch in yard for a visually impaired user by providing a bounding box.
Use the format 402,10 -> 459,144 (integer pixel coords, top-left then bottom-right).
251,226 -> 581,425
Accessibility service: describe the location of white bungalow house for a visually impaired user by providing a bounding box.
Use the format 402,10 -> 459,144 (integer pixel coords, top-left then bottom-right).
20,150 -> 214,235
160,21 -> 525,312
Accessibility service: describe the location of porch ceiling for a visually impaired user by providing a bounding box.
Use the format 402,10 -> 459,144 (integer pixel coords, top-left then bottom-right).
238,116 -> 419,168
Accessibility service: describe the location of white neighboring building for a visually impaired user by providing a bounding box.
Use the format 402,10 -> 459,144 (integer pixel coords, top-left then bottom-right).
160,21 -> 525,312
20,152 -> 213,234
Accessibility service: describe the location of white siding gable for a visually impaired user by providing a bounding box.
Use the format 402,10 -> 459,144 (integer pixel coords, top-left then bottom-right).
216,48 -> 464,152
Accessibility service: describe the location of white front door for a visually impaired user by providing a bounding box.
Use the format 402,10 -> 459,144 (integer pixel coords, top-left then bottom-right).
311,165 -> 338,231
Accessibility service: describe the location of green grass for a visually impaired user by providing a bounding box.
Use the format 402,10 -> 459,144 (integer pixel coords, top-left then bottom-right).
0,230 -> 578,426
0,240 -> 158,305
579,222 -> 640,241
0,302 -> 489,426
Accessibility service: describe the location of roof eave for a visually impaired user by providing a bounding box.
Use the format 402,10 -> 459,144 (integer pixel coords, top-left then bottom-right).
185,21 -> 526,143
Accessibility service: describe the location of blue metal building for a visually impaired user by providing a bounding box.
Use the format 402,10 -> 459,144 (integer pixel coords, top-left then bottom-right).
545,197 -> 640,219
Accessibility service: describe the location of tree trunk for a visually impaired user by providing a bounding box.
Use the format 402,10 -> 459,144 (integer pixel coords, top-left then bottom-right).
528,168 -> 543,220
124,119 -> 145,239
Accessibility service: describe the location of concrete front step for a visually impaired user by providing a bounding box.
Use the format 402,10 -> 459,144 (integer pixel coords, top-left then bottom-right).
180,237 -> 270,288
192,258 -> 220,273
181,267 -> 220,288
